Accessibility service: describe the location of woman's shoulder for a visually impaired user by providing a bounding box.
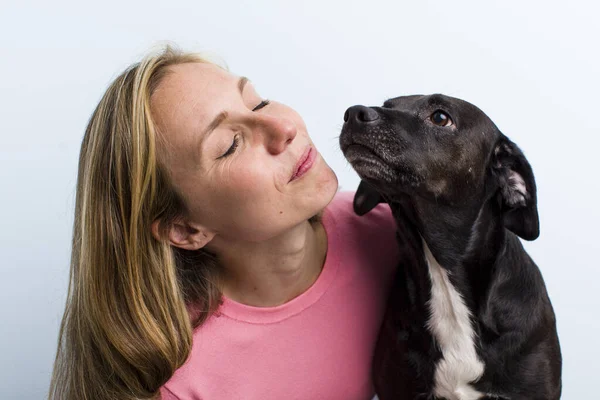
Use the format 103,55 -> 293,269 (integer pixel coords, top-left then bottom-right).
324,190 -> 398,251
323,190 -> 399,288
325,190 -> 395,232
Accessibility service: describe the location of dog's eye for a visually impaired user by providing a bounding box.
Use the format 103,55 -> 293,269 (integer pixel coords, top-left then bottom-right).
430,110 -> 453,127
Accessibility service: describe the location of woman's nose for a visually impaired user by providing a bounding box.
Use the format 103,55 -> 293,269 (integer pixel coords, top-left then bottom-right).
258,115 -> 297,154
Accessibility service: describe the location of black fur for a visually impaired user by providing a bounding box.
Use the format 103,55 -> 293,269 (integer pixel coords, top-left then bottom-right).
340,95 -> 561,400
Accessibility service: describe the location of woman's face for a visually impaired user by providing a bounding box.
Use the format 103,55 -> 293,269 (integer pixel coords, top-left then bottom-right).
151,62 -> 338,245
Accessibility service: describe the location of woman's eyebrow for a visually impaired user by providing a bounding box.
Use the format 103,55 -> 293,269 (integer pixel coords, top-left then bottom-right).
203,111 -> 229,139
201,76 -> 250,140
238,76 -> 249,94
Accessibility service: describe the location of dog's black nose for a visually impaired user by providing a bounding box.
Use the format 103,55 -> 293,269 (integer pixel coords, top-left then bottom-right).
344,105 -> 379,123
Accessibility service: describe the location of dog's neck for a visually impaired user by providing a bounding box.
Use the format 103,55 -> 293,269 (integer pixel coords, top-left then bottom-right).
419,200 -> 505,267
389,194 -> 508,306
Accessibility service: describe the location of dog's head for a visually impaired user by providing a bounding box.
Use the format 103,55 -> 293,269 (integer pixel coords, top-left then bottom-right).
340,94 -> 539,240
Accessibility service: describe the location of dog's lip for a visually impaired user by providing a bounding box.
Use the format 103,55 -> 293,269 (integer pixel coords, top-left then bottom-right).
343,143 -> 398,174
343,143 -> 384,161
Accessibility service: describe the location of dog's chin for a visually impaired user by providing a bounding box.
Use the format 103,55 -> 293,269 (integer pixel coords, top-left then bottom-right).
344,144 -> 396,181
343,144 -> 422,194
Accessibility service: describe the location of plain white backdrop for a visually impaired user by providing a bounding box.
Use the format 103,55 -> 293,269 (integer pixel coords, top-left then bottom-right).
1,0 -> 598,398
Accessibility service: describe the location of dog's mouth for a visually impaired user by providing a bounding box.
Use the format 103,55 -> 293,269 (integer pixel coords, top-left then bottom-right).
342,141 -> 423,192
343,143 -> 387,168
343,143 -> 383,163
342,143 -> 400,182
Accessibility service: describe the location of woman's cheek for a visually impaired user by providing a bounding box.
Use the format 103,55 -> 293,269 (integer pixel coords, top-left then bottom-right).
232,162 -> 263,192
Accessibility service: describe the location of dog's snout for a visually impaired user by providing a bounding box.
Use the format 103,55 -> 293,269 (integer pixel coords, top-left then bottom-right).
344,105 -> 379,124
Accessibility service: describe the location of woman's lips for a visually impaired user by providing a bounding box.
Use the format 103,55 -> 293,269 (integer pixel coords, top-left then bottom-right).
290,146 -> 316,182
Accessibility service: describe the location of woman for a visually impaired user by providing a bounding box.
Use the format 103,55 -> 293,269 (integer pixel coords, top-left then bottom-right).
48,45 -> 399,400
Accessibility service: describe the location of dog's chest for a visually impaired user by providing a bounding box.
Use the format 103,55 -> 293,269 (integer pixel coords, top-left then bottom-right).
423,241 -> 485,400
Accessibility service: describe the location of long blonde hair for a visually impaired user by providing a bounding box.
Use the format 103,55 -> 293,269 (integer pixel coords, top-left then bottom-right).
48,45 -> 224,400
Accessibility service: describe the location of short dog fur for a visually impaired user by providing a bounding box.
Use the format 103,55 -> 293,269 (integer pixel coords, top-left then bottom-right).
339,94 -> 561,400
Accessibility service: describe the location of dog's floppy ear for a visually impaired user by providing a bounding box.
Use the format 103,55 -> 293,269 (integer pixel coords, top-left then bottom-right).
354,180 -> 384,216
491,136 -> 539,241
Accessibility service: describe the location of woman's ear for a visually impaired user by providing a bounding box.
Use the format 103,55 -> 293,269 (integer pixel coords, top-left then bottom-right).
151,219 -> 216,250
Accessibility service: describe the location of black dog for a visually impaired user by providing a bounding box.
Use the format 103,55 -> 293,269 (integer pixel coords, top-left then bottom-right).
339,94 -> 561,400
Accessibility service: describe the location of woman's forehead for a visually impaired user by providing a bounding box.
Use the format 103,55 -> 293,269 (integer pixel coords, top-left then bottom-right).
154,63 -> 235,113
151,63 -> 238,141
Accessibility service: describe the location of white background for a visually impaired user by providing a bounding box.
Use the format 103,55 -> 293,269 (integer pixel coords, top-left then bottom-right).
1,0 -> 598,398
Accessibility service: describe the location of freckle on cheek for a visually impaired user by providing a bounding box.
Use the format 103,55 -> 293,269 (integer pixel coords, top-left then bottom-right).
279,211 -> 283,214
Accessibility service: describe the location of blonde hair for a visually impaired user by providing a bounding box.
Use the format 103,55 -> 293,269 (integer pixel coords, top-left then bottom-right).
48,45 -> 224,400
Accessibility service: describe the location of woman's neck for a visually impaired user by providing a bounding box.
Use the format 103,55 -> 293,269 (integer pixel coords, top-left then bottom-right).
216,219 -> 328,307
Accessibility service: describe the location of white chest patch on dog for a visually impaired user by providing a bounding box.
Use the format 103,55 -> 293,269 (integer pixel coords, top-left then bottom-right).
423,240 -> 485,400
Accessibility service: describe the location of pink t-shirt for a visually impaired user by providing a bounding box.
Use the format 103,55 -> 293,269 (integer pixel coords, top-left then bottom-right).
160,191 -> 399,400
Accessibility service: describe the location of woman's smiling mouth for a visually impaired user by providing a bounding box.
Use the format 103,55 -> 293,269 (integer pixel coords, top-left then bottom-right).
289,145 -> 316,182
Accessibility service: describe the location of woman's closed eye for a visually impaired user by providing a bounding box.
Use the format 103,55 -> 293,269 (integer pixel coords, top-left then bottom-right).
218,134 -> 240,159
218,100 -> 271,159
